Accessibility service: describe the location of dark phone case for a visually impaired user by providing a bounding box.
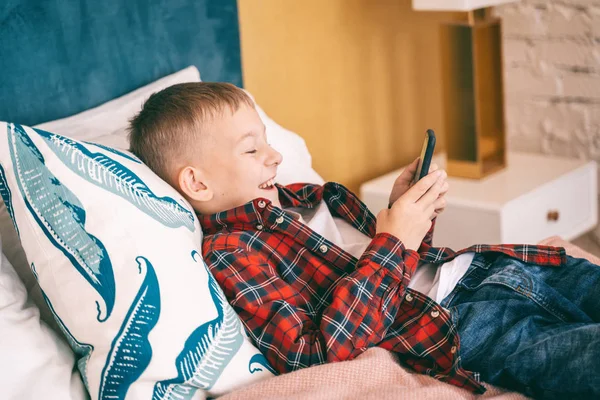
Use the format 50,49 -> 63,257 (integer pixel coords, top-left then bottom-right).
418,129 -> 436,180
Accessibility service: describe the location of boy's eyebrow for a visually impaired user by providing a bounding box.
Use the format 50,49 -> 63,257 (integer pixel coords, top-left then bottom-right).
238,125 -> 267,143
238,132 -> 257,143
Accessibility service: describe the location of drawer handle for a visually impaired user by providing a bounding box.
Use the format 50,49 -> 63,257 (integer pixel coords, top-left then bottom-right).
547,210 -> 560,222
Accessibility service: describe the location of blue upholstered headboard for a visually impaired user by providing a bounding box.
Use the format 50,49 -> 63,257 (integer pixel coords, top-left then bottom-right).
0,0 -> 243,126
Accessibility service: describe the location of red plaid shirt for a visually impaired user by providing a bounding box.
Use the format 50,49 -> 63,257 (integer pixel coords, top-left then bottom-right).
199,183 -> 566,394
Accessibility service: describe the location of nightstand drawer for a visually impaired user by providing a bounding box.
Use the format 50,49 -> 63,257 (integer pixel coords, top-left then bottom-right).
501,164 -> 596,244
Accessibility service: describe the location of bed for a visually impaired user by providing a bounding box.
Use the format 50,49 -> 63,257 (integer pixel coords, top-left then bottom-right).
1,1 -> 598,399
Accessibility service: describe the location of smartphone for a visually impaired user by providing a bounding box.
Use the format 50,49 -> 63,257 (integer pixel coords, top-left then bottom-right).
413,129 -> 436,184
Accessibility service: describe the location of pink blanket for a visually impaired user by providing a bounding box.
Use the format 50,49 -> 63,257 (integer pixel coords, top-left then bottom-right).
219,236 -> 599,400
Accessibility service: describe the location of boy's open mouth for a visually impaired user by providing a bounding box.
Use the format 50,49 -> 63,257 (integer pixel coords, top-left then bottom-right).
259,177 -> 276,190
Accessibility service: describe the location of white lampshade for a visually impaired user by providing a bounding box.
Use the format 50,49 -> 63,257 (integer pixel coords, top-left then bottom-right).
412,0 -> 518,11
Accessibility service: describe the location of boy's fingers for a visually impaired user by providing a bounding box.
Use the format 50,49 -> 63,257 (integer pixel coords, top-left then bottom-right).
395,158 -> 420,183
418,173 -> 447,207
402,170 -> 442,203
439,181 -> 450,195
427,205 -> 437,220
433,196 -> 446,211
405,157 -> 420,174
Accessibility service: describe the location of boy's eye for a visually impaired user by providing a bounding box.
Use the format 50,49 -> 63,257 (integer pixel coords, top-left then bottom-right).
246,149 -> 257,154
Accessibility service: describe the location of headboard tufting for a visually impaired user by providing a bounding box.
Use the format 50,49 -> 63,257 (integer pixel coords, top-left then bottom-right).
0,0 -> 243,126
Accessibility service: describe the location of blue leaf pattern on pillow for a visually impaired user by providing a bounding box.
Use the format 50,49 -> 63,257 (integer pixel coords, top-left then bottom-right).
248,354 -> 277,375
98,256 -> 161,400
0,163 -> 19,236
84,141 -> 142,164
34,128 -> 195,231
152,250 -> 244,399
31,263 -> 94,389
8,123 -> 115,321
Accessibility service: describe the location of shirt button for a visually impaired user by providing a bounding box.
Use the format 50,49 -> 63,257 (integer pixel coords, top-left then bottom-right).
405,293 -> 414,302
256,224 -> 264,230
275,216 -> 284,224
319,244 -> 328,253
451,346 -> 457,354
430,310 -> 440,318
257,200 -> 266,208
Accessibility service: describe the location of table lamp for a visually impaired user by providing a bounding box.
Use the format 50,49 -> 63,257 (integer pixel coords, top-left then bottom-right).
413,0 -> 519,179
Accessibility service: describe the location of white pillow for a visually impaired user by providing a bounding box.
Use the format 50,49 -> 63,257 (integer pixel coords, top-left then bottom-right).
33,65 -> 324,186
3,65 -> 323,314
0,122 -> 274,399
35,66 -> 202,144
2,67 -> 204,300
0,238 -> 88,400
251,99 -> 324,186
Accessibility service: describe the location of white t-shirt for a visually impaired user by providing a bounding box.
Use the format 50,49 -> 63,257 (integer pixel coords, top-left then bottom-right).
286,201 -> 473,303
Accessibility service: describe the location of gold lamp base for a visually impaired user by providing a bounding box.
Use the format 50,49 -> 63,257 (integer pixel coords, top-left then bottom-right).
440,8 -> 507,179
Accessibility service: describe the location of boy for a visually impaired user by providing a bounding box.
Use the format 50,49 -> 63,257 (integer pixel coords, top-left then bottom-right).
129,82 -> 600,399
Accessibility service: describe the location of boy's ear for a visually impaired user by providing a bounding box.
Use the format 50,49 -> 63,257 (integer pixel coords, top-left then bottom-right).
177,166 -> 213,202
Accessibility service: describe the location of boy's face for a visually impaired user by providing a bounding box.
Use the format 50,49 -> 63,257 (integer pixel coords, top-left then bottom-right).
186,103 -> 283,214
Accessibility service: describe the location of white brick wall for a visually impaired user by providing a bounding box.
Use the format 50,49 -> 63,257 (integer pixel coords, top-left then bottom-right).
495,0 -> 600,238
496,0 -> 599,155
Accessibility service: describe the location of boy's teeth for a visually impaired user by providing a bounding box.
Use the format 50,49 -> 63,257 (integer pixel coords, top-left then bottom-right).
259,179 -> 275,189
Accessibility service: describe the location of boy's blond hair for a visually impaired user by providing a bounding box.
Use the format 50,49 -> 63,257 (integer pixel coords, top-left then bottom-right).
128,82 -> 254,183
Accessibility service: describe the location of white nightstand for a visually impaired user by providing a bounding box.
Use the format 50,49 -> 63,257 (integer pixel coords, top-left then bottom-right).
360,152 -> 598,249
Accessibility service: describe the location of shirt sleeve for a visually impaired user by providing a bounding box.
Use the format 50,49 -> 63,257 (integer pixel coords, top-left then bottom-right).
205,233 -> 420,374
419,218 -> 436,250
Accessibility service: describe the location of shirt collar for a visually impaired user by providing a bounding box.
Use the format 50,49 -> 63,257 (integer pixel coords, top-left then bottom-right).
199,183 -> 324,234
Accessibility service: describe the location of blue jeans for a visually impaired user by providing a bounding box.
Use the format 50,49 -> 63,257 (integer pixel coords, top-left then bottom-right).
441,253 -> 600,399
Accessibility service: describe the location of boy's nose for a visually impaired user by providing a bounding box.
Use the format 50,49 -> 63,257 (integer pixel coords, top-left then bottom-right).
268,147 -> 283,167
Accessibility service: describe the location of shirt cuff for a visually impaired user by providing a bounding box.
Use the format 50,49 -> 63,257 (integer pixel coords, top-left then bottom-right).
365,233 -> 420,281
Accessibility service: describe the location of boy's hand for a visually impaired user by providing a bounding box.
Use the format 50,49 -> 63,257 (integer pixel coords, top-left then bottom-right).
388,158 -> 420,207
378,169 -> 448,250
429,164 -> 449,218
389,159 -> 449,217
